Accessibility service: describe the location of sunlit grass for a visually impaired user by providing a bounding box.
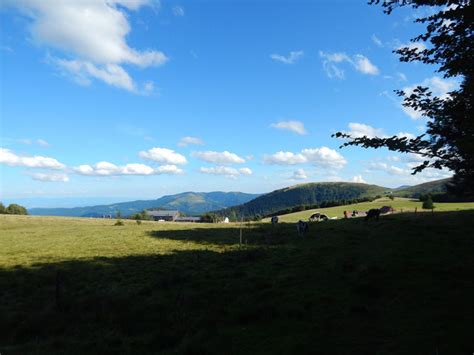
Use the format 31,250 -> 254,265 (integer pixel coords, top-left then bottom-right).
264,197 -> 474,222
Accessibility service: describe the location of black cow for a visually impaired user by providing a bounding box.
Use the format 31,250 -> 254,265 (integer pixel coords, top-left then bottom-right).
271,216 -> 279,225
296,220 -> 309,236
365,209 -> 381,221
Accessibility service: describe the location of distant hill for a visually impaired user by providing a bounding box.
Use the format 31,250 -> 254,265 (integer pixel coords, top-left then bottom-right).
394,178 -> 451,198
29,192 -> 260,217
215,182 -> 389,219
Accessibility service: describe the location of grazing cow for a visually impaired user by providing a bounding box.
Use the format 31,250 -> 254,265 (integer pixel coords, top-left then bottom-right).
319,214 -> 329,221
365,208 -> 381,221
271,216 -> 279,225
309,212 -> 321,221
296,220 -> 309,236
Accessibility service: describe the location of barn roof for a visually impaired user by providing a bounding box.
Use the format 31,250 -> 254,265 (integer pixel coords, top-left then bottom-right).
146,210 -> 180,217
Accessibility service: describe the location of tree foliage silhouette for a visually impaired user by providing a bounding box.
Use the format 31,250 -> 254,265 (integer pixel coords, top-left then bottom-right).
333,0 -> 473,198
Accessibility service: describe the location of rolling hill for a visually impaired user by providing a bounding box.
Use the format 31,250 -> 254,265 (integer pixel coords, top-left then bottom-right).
394,178 -> 451,197
215,182 -> 389,218
215,178 -> 456,219
28,192 -> 260,217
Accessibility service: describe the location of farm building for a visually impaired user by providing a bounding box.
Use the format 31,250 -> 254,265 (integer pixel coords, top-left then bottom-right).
146,210 -> 180,221
175,216 -> 202,223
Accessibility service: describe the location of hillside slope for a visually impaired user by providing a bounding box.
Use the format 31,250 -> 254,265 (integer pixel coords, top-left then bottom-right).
217,182 -> 388,218
394,178 -> 451,198
29,192 -> 260,217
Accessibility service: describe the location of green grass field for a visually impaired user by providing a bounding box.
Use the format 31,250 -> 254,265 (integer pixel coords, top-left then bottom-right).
1,208 -> 474,354
263,197 -> 474,222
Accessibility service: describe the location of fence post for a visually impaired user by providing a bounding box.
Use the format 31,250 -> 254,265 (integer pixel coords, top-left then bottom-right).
239,217 -> 243,248
55,270 -> 61,311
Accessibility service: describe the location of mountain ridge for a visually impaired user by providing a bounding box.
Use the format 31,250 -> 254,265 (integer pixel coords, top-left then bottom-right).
28,191 -> 260,217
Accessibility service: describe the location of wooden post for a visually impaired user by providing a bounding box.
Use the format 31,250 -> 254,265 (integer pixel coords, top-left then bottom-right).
239,217 -> 243,248
55,270 -> 61,311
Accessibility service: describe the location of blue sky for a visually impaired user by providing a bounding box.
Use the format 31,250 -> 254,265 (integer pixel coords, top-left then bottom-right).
0,0 -> 455,207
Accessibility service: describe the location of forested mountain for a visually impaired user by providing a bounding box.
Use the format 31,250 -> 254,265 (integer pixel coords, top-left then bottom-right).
215,182 -> 388,219
29,192 -> 260,217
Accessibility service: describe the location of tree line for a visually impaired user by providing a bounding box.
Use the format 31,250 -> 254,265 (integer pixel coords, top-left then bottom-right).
0,203 -> 28,215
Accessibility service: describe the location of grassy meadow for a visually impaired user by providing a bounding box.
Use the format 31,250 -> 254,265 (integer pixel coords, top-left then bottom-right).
264,197 -> 474,222
1,206 -> 474,354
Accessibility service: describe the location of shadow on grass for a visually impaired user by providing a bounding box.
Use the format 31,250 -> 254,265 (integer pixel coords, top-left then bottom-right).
145,223 -> 306,246
1,211 -> 474,354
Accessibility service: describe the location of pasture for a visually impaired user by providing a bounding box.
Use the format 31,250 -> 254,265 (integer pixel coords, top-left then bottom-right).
1,209 -> 474,354
264,197 -> 474,222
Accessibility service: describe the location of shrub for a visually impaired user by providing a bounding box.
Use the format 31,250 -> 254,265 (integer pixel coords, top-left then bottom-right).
114,219 -> 125,226
5,203 -> 28,215
136,219 -> 142,225
422,195 -> 434,210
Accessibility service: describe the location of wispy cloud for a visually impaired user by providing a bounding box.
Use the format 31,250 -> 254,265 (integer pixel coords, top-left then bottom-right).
319,51 -> 380,79
371,34 -> 383,47
31,172 -> 69,182
270,50 -> 304,64
192,151 -> 245,165
199,166 -> 252,179
270,120 -> 307,135
291,168 -> 308,180
172,5 -> 185,16
178,136 -> 204,147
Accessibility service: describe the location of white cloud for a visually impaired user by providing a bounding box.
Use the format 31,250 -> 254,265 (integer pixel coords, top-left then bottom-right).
263,147 -> 347,170
353,54 -> 380,75
154,164 -> 184,175
291,169 -> 308,180
396,132 -> 416,140
345,122 -> 385,138
139,147 -> 187,165
397,42 -> 427,53
31,172 -> 69,182
401,76 -> 459,119
0,148 -> 65,169
342,123 -> 416,140
351,175 -> 366,183
53,58 -> 136,91
238,167 -> 253,175
368,162 -> 407,175
301,147 -> 347,169
172,5 -> 185,16
371,34 -> 383,47
270,120 -> 307,135
319,51 -> 379,78
8,0 -> 167,92
199,166 -> 252,179
178,136 -> 204,147
192,151 -> 245,165
262,151 -> 307,165
74,161 -> 183,176
270,51 -> 304,64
